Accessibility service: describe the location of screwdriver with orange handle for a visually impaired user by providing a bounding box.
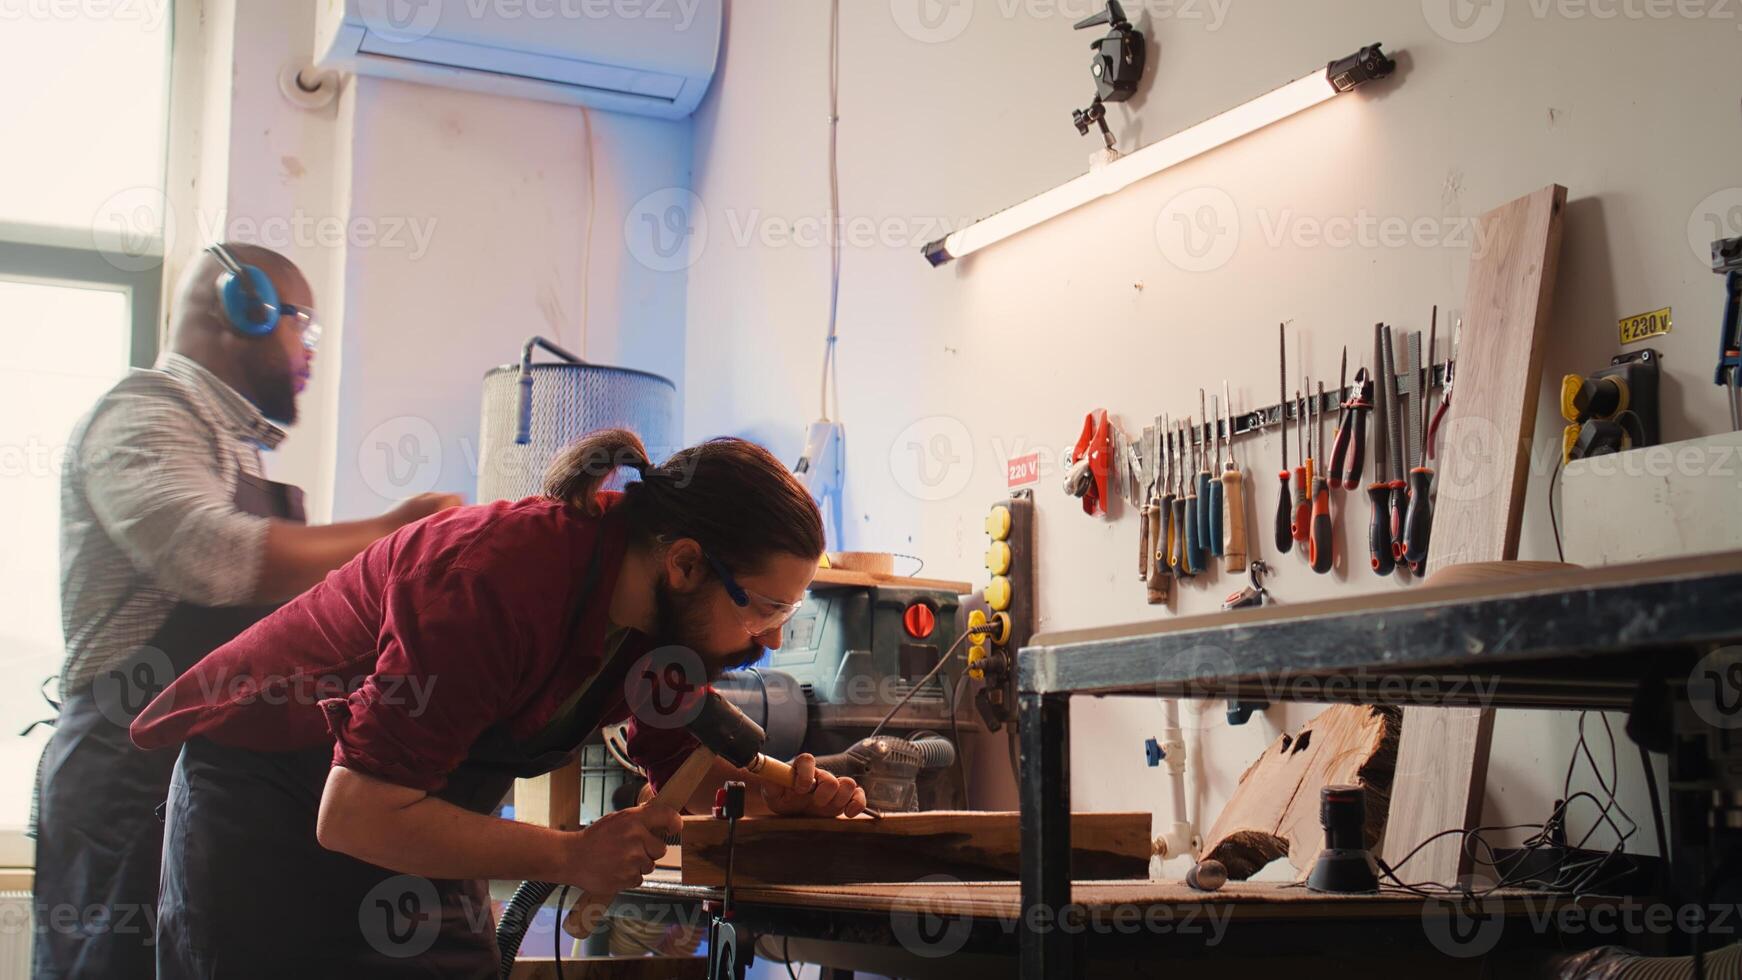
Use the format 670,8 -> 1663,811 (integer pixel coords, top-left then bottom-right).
1310,380 -> 1335,574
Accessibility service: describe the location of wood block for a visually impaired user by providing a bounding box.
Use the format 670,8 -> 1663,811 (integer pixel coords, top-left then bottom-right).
1384,184 -> 1567,886
1201,705 -> 1402,880
515,755 -> 582,831
679,811 -> 1151,887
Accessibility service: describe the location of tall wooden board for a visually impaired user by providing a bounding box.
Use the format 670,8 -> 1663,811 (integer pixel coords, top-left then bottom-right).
1381,185 -> 1567,883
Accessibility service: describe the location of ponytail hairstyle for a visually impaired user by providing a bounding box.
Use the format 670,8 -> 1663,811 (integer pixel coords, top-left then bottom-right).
543,428 -> 825,573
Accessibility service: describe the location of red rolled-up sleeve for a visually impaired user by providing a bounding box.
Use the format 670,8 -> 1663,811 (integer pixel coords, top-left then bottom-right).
323,563 -> 525,793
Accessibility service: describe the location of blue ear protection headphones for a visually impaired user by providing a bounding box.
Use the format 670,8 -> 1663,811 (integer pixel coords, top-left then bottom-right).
208,243 -> 281,337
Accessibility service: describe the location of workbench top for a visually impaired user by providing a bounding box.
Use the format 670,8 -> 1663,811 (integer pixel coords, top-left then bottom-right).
1019,549 -> 1742,708
628,870 -> 1601,919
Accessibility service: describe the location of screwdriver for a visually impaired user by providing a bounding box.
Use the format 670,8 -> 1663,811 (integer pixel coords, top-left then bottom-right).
1273,324 -> 1293,556
1310,380 -> 1334,574
1291,389 -> 1310,543
1326,347 -> 1351,488
1221,381 -> 1249,574
1208,394 -> 1225,558
1403,315 -> 1438,571
1197,391 -> 1214,553
1367,324 -> 1396,575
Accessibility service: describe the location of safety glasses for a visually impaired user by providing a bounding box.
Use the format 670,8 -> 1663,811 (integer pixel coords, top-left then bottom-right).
703,551 -> 806,637
280,304 -> 322,352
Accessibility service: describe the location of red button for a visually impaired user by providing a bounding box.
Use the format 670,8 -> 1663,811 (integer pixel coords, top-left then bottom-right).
903,603 -> 937,639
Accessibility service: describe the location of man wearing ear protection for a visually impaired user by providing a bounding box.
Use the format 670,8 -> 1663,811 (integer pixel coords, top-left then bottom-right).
31,242 -> 461,979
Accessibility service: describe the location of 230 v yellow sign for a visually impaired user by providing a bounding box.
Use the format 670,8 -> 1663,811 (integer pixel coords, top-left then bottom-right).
1619,308 -> 1671,344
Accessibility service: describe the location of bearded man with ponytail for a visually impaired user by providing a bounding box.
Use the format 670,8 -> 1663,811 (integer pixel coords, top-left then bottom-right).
128,429 -> 862,979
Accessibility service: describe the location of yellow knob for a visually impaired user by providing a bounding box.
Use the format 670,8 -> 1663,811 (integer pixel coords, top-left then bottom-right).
967,609 -> 989,648
985,541 -> 1012,575
984,576 -> 1012,611
967,645 -> 987,680
991,611 -> 1013,645
985,506 -> 1012,541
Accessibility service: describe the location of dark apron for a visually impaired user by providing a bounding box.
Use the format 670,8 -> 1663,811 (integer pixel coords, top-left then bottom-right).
154,518 -> 638,980
32,472 -> 304,980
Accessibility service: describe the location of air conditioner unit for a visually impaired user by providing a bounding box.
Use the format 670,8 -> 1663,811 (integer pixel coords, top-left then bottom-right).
315,0 -> 722,120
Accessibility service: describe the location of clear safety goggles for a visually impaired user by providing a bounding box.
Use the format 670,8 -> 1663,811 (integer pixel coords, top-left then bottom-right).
280,304 -> 322,352
703,551 -> 806,636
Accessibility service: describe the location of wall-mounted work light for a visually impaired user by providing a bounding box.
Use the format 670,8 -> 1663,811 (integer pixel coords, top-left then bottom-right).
921,44 -> 1398,268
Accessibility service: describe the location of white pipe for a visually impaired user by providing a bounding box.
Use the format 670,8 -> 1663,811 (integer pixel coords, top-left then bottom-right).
1153,699 -> 1198,860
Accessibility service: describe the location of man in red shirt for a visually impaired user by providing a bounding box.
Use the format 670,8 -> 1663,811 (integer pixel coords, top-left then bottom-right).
132,428 -> 863,978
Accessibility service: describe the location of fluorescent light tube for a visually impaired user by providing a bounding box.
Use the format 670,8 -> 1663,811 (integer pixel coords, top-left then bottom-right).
923,44 -> 1397,267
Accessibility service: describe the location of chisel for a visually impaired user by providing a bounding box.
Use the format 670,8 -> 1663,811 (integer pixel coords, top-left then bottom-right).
1146,419 -> 1171,605
1310,380 -> 1334,574
1368,323 -> 1396,576
1273,324 -> 1293,555
1221,381 -> 1249,574
1208,394 -> 1225,558
1183,420 -> 1203,575
1172,425 -> 1191,577
1197,391 -> 1213,551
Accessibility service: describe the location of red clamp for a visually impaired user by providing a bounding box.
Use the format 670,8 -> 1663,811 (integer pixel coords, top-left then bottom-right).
1069,409 -> 1113,516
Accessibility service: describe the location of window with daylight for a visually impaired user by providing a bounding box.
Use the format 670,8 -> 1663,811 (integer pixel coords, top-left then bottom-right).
0,3 -> 171,855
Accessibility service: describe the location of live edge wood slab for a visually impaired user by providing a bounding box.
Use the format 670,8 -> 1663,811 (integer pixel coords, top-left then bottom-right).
679,811 -> 1151,887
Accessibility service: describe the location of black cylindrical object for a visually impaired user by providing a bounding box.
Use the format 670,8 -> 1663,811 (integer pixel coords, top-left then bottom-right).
1307,784 -> 1380,894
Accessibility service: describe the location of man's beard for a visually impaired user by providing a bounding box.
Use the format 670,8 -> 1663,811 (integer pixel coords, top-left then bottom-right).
244,344 -> 298,425
654,580 -> 763,676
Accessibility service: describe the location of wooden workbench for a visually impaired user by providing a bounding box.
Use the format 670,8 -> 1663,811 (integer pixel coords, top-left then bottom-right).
616,871 -> 1620,979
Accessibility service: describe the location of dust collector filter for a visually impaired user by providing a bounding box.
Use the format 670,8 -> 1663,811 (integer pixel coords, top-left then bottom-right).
477,338 -> 677,503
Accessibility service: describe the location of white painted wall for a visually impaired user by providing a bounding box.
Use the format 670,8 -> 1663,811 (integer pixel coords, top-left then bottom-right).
325,78 -> 692,520
170,1 -> 692,521
684,0 -> 1742,874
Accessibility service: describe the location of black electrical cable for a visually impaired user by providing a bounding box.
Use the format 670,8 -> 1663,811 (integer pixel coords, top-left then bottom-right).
869,629 -> 981,739
1377,712 -> 1639,901
784,935 -> 800,979
1548,457 -> 1566,563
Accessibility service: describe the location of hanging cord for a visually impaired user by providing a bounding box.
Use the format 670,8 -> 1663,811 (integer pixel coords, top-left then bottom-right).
1548,458 -> 1566,563
818,0 -> 843,421
868,629 -> 981,740
578,105 -> 596,357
